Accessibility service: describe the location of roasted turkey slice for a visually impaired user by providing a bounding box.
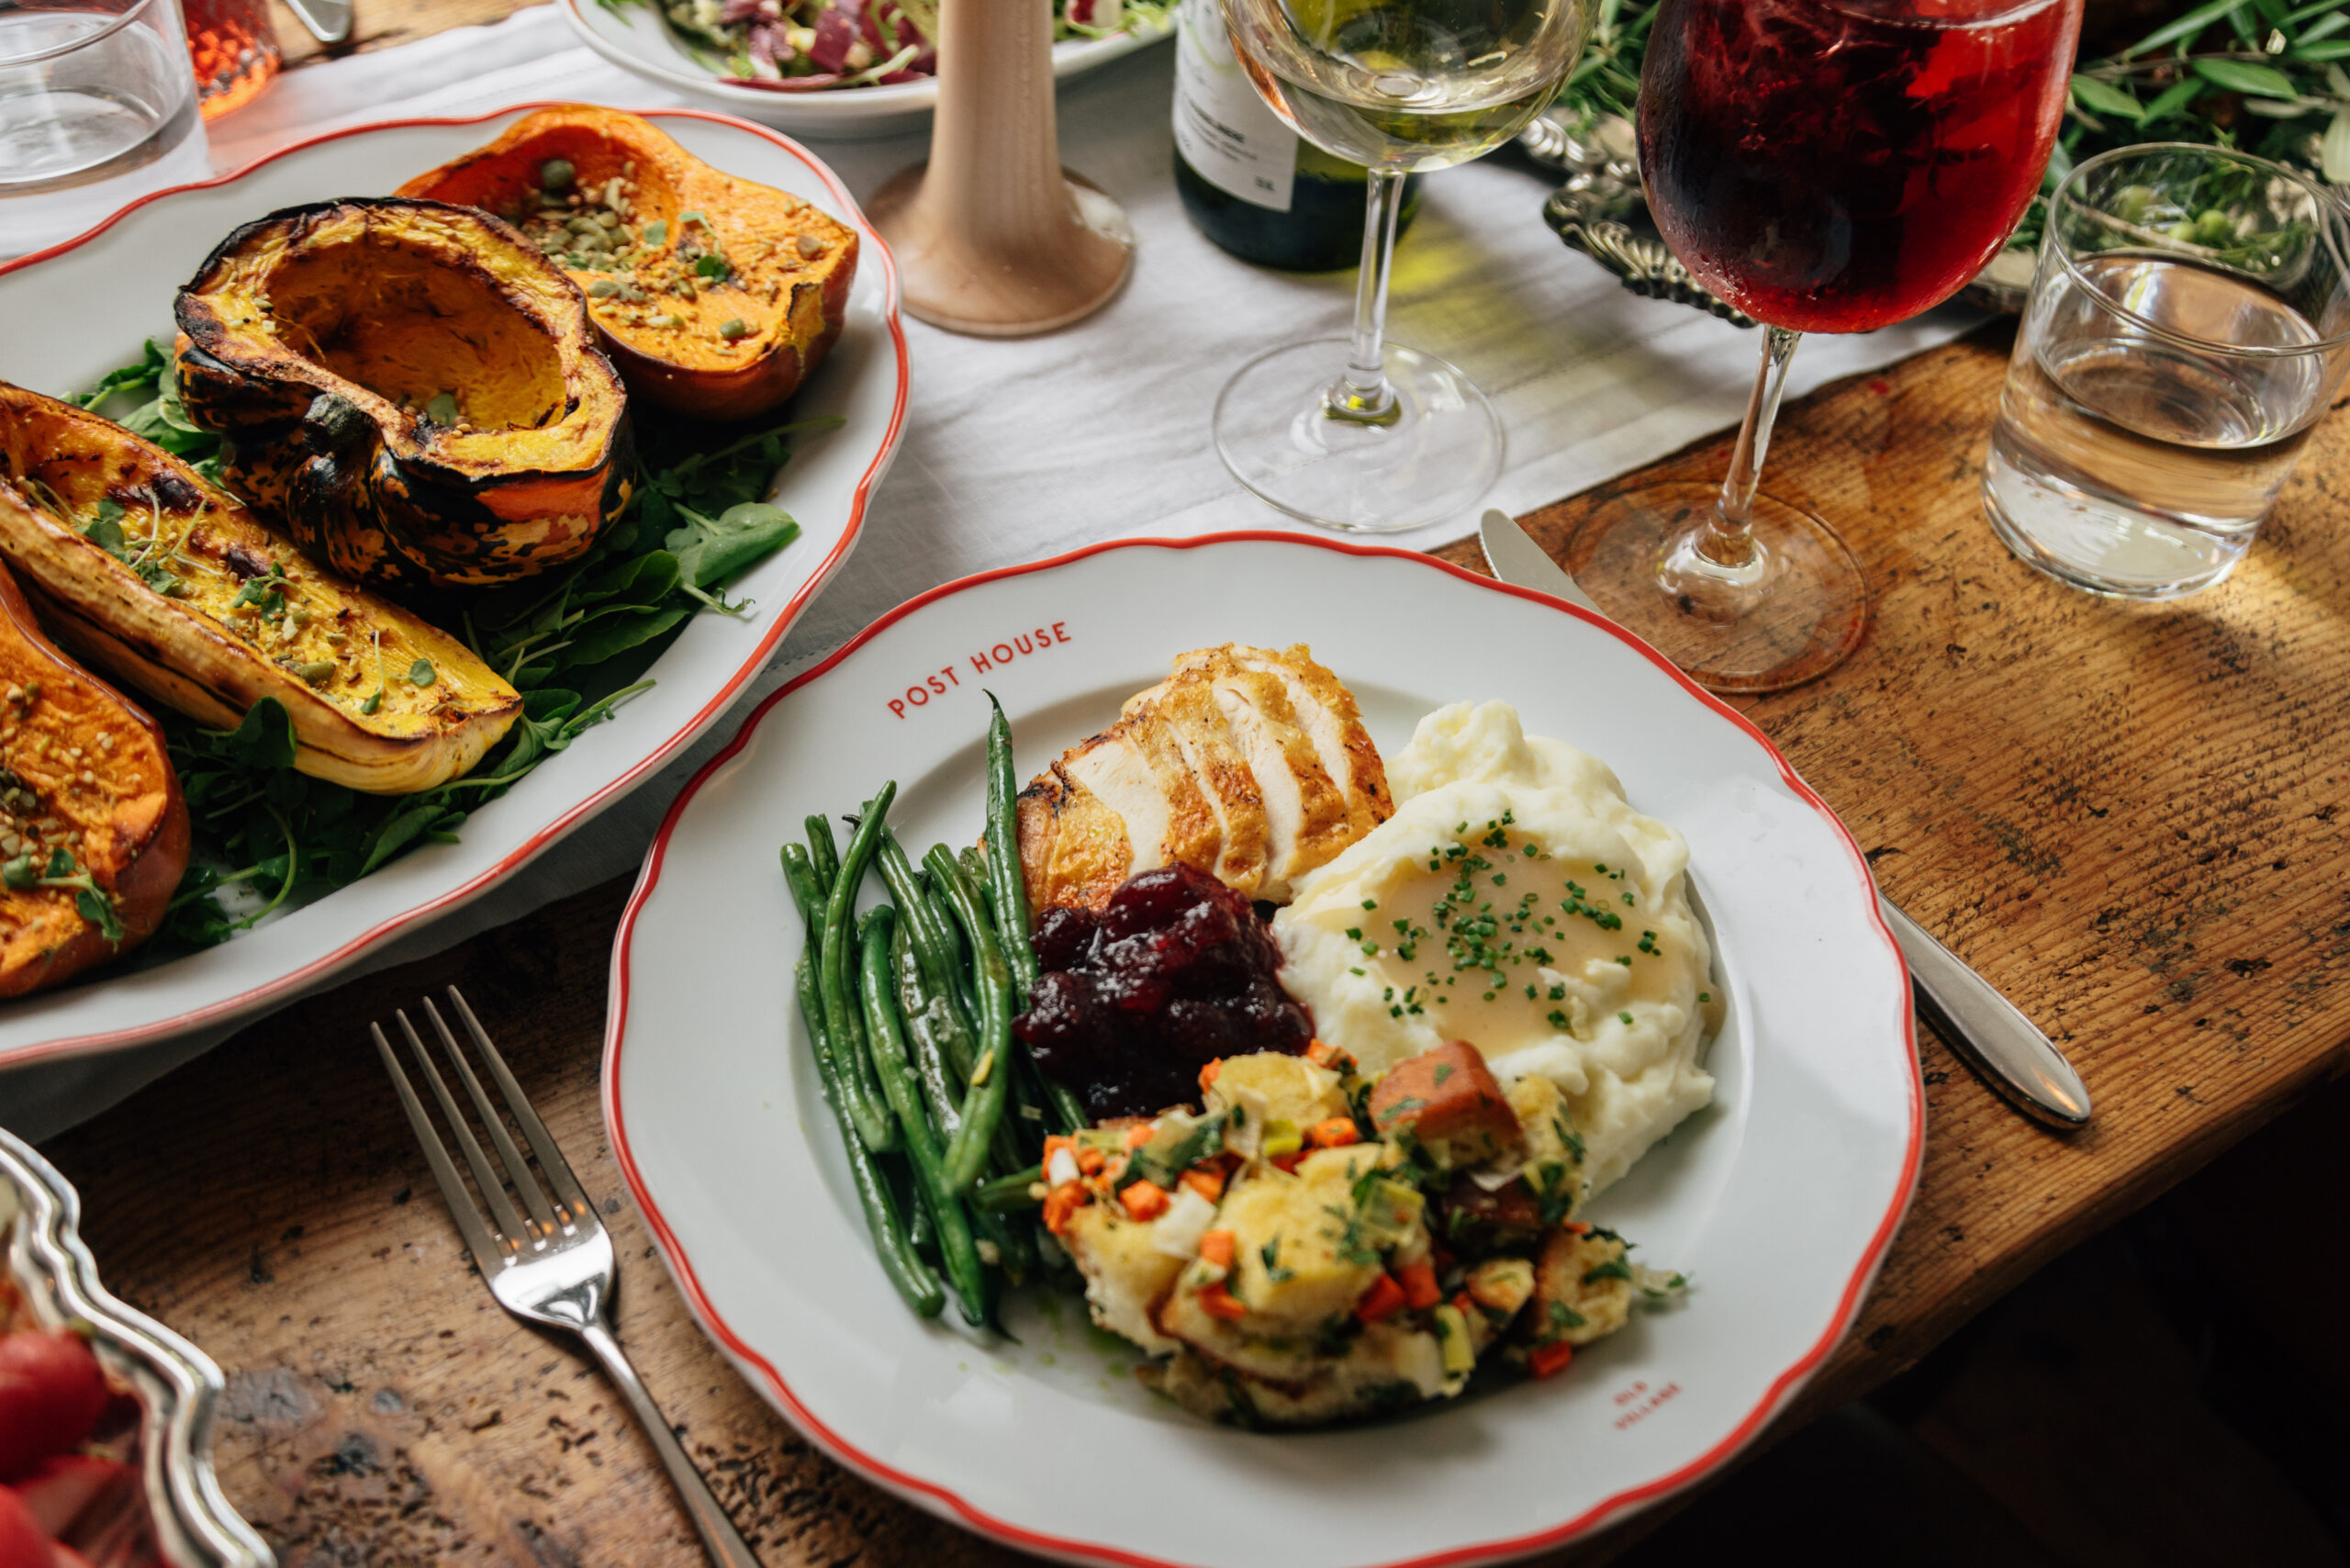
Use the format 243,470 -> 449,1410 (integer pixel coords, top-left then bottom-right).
1018,644 -> 1391,913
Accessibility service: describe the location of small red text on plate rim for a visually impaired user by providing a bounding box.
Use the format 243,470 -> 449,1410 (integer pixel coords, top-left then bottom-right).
1612,1381 -> 1682,1430
888,622 -> 1071,718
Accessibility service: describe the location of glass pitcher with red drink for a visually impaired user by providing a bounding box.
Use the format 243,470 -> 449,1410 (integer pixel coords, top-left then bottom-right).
1562,0 -> 2080,693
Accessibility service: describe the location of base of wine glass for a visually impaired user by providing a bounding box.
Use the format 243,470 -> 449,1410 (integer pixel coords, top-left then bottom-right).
1562,480 -> 1868,694
1214,338 -> 1503,534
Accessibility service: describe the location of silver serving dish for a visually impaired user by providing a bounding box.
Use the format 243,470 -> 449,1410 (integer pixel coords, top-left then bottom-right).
0,1129 -> 273,1568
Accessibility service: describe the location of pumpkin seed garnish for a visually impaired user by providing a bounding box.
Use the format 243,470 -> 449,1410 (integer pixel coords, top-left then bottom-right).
540,158 -> 576,192
641,218 -> 667,247
718,317 -> 748,341
423,391 -> 459,425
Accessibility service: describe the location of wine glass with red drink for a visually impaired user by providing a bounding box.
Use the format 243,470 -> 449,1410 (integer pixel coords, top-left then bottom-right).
1562,0 -> 2081,693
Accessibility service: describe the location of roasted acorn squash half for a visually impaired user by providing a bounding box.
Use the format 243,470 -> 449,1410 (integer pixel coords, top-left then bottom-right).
173,197 -> 633,592
0,382 -> 522,795
0,554 -> 189,998
397,106 -> 859,423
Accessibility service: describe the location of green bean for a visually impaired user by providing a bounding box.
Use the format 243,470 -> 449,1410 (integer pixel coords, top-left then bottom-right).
788,838 -> 893,1149
882,923 -> 1035,1275
820,787 -> 899,1151
779,843 -> 824,924
984,693 -> 1038,1006
891,918 -> 964,1133
926,845 -> 1014,1192
792,936 -> 940,1316
968,1197 -> 1036,1280
975,1165 -> 1045,1213
878,833 -> 970,1016
860,908 -> 990,1325
804,813 -> 840,888
921,879 -> 983,1053
903,1166 -> 936,1253
961,846 -> 993,918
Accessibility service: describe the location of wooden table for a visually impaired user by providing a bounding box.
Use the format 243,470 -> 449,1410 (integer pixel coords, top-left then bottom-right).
38,4 -> 2350,1561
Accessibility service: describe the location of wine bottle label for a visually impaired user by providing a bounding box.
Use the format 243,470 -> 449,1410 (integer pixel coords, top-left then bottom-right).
1172,0 -> 1297,212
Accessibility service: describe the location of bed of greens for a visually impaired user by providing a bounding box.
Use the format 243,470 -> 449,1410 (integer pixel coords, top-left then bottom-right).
75,343 -> 823,954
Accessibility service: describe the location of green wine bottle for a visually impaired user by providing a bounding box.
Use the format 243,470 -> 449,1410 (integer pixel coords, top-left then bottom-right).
1169,0 -> 1420,273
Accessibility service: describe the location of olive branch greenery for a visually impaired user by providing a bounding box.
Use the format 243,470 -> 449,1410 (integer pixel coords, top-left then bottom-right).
73,344 -> 826,952
1549,0 -> 2350,257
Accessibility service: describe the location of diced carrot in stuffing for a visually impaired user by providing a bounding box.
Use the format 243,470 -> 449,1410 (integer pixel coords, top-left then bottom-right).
1564,1220 -> 1592,1235
1198,1058 -> 1224,1092
1076,1146 -> 1107,1175
1198,1229 -> 1237,1269
1043,1184 -> 1090,1236
1179,1167 -> 1226,1203
1398,1259 -> 1441,1310
1528,1340 -> 1576,1379
1453,1292 -> 1476,1317
1043,1135 -> 1074,1165
1306,1117 -> 1360,1148
1355,1273 -> 1408,1323
1271,1151 -> 1307,1173
1120,1180 -> 1171,1220
1305,1039 -> 1353,1071
1124,1123 -> 1157,1149
1199,1282 -> 1248,1321
1367,1041 -> 1521,1161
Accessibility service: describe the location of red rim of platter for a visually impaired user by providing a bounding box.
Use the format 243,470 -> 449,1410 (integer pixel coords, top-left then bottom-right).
602,530 -> 1926,1568
0,104 -> 910,1068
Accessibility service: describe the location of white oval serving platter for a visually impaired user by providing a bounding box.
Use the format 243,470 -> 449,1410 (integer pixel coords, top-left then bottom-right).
606,532 -> 1922,1568
560,0 -> 1174,138
0,104 -> 907,1070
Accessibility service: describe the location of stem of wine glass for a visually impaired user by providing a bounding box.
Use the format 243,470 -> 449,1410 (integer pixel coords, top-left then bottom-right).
1328,168 -> 1405,426
1699,324 -> 1803,569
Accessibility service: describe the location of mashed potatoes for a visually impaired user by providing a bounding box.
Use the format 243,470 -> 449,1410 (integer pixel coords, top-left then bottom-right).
1272,700 -> 1719,1198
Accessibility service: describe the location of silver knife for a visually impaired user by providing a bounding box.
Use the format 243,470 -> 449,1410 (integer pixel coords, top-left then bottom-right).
1477,508 -> 2091,1129
281,0 -> 352,44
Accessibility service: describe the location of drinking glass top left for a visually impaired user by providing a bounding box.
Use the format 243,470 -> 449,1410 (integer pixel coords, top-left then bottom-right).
0,0 -> 212,260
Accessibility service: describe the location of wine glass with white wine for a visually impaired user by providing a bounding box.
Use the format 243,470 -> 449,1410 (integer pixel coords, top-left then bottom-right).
1214,0 -> 1588,532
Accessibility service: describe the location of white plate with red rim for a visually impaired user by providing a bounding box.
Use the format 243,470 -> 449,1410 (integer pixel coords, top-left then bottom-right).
606,532 -> 1922,1568
559,0 -> 1174,139
0,104 -> 907,1071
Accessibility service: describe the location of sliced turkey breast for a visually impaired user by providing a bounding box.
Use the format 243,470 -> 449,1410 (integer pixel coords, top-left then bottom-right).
1169,643 -> 1391,840
1017,644 -> 1393,915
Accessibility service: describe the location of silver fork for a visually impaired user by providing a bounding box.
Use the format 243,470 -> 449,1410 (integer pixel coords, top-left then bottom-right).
373,987 -> 762,1568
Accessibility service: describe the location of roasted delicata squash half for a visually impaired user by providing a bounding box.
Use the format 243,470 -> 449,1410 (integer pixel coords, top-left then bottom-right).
397,105 -> 859,422
0,556 -> 188,998
0,383 -> 523,795
173,197 -> 633,591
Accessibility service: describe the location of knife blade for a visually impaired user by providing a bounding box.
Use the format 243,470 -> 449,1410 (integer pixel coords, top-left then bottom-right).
1476,508 -> 2090,1129
280,0 -> 351,44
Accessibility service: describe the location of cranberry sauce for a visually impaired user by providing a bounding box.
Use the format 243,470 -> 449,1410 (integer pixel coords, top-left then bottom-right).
1015,864 -> 1313,1119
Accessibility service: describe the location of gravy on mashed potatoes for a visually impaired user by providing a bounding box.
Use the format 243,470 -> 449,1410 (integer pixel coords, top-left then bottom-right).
1272,700 -> 1721,1199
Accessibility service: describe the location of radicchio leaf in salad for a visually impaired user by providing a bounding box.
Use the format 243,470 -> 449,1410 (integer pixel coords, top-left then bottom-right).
610,0 -> 1175,91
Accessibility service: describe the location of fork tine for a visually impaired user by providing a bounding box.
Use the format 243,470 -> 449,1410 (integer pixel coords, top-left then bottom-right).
396,1008 -> 532,1251
372,1022 -> 506,1274
422,997 -> 558,1236
444,986 -> 595,1224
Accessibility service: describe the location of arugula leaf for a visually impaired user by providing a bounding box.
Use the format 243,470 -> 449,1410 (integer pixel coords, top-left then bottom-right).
670,501 -> 800,596
219,699 -> 298,769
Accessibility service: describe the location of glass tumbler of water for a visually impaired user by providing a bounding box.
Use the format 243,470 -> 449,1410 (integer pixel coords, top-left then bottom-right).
0,0 -> 210,262
1983,143 -> 2350,599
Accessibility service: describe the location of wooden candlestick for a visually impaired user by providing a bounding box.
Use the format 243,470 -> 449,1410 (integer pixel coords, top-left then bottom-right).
865,0 -> 1134,336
